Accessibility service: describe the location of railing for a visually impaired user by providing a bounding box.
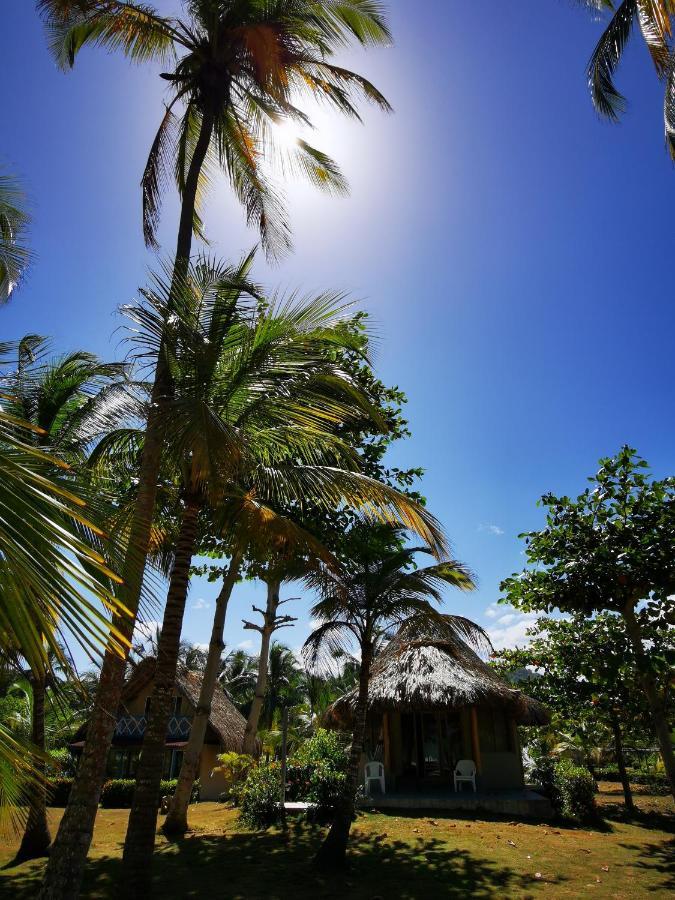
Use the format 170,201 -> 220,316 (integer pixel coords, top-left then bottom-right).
114,714 -> 193,740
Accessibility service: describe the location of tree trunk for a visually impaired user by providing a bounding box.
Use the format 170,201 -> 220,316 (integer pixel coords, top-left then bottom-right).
121,496 -> 201,896
162,549 -> 243,836
242,579 -> 280,756
16,674 -> 51,862
314,644 -> 373,870
609,711 -> 634,811
622,600 -> 675,800
37,112 -> 214,900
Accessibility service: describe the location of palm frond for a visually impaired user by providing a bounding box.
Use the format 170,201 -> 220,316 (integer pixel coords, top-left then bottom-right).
588,0 -> 637,119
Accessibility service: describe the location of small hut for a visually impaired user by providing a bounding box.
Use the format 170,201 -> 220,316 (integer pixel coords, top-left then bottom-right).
327,625 -> 549,793
71,657 -> 247,800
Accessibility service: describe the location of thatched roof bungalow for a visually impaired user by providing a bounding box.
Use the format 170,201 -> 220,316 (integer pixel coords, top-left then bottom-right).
71,657 -> 247,800
327,626 -> 549,793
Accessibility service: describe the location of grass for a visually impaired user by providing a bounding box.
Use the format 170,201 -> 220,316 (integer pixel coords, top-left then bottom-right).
0,783 -> 672,899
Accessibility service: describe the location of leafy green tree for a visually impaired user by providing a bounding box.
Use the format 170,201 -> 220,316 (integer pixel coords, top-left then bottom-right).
580,0 -> 675,157
493,612 -> 667,810
501,446 -> 675,799
37,4 -> 392,892
303,525 -> 477,869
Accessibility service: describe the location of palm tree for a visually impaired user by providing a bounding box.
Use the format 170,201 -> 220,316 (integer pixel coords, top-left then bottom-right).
219,648 -> 257,709
38,0 -> 390,259
581,1 -> 675,156
0,169 -> 31,302
0,338 -> 129,835
262,642 -> 304,730
37,5 -> 392,891
303,525 -> 479,869
116,257 -> 447,887
1,337 -> 126,860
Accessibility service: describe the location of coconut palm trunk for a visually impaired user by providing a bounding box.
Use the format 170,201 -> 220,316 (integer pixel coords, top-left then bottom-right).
314,642 -> 373,870
38,114 -> 214,900
609,711 -> 634,811
242,579 -> 281,756
622,601 -> 675,800
121,495 -> 201,893
15,674 -> 51,862
162,549 -> 244,836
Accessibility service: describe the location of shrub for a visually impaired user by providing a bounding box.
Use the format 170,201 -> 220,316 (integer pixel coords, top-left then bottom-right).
46,777 -> 73,807
555,759 -> 597,822
294,729 -> 348,771
238,763 -> 281,829
99,778 -> 192,808
213,751 -> 254,803
287,729 -> 349,814
532,756 -> 597,822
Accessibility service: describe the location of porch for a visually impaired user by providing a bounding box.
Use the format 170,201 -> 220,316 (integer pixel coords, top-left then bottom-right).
358,786 -> 552,818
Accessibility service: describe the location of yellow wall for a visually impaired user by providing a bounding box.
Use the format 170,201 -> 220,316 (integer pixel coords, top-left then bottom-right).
199,744 -> 228,801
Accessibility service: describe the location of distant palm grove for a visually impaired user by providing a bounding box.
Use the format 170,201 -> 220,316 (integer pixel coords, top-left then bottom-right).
0,3 -> 673,900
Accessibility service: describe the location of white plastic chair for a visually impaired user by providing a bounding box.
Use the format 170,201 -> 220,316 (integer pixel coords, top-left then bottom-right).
364,761 -> 385,796
454,759 -> 477,793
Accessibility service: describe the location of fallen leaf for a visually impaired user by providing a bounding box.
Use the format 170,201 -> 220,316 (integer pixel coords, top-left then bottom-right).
534,872 -> 543,880
579,848 -> 591,854
601,866 -> 609,872
507,840 -> 517,847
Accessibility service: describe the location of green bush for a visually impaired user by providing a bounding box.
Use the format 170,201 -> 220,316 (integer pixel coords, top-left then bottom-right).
532,757 -> 597,822
593,766 -> 669,791
100,778 -> 185,808
556,759 -> 597,822
214,751 -> 254,803
46,777 -> 73,807
294,729 -> 348,771
238,763 -> 281,829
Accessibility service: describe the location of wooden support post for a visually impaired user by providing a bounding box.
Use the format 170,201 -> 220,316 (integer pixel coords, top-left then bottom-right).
470,706 -> 482,774
280,706 -> 288,829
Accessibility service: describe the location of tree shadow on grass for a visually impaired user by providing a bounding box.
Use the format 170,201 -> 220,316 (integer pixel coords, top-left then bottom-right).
0,821 -> 542,900
618,838 -> 675,892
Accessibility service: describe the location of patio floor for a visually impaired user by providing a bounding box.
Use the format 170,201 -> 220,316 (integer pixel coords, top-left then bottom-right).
358,788 -> 552,818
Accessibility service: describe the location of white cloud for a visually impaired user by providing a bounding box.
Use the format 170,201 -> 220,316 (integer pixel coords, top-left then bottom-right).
484,604 -> 500,619
238,639 -> 254,650
478,523 -> 504,536
487,607 -> 538,650
192,598 -> 211,611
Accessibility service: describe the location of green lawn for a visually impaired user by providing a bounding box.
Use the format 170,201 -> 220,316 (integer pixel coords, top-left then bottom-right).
1,784 -> 672,899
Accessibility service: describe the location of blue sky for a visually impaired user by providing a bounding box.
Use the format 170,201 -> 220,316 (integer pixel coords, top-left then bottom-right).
3,1 -> 675,667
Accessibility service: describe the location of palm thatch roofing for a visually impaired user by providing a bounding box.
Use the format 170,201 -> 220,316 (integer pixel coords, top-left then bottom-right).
326,624 -> 550,727
122,657 -> 247,751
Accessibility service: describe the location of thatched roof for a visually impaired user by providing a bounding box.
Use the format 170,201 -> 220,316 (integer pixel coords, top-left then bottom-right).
326,625 -> 549,727
122,657 -> 247,751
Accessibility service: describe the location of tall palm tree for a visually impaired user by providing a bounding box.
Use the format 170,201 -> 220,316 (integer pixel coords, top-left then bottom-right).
37,5 -> 392,892
2,337 -> 125,861
582,0 -> 675,156
0,169 -> 31,302
303,525 -> 479,869
115,257 -> 446,889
